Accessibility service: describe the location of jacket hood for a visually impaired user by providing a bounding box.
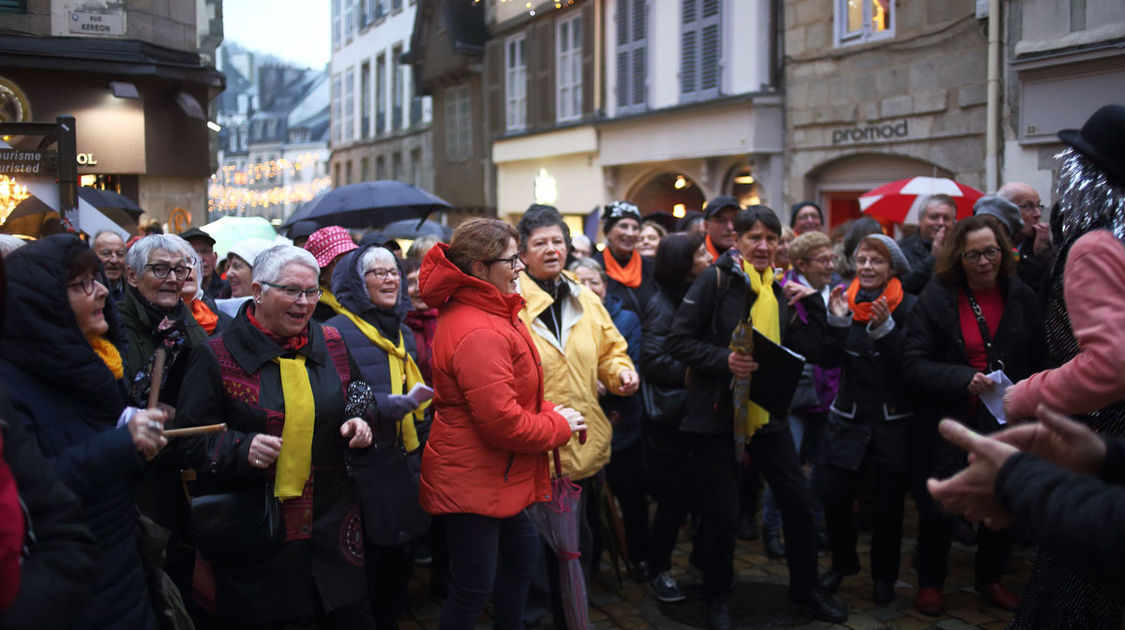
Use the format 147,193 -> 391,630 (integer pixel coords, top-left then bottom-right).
419,242 -> 525,318
0,234 -> 126,399
331,243 -> 382,316
520,270 -> 582,320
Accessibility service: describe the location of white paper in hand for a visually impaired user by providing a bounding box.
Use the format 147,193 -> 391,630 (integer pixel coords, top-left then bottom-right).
980,370 -> 1014,425
407,383 -> 435,406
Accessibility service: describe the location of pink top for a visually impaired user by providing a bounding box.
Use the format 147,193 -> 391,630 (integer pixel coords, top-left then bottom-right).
1007,230 -> 1125,420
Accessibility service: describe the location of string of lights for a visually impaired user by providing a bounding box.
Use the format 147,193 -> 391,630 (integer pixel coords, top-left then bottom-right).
472,0 -> 576,17
207,176 -> 331,213
212,152 -> 325,186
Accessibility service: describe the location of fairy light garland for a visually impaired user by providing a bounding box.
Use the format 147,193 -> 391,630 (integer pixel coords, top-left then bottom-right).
471,0 -> 576,17
207,176 -> 331,214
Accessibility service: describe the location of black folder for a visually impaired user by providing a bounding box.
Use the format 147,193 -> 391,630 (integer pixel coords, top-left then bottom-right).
748,328 -> 807,417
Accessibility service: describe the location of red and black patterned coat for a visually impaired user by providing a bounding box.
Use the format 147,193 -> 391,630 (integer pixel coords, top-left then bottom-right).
177,302 -> 365,624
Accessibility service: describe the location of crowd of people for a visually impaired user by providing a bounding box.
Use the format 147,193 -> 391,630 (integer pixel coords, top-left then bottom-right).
1,105 -> 1124,630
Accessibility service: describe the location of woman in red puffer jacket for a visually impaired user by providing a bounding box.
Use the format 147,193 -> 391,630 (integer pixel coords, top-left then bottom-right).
418,218 -> 585,629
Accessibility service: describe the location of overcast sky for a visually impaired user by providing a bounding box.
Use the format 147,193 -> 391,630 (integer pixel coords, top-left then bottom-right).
223,0 -> 330,69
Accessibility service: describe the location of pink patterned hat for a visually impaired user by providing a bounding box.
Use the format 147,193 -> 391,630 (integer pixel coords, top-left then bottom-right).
303,226 -> 357,268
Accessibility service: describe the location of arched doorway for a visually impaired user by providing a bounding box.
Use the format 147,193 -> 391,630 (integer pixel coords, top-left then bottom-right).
628,172 -> 708,221
808,153 -> 952,233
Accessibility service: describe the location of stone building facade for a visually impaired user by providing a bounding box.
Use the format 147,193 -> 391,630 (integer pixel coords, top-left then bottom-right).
783,0 -> 988,231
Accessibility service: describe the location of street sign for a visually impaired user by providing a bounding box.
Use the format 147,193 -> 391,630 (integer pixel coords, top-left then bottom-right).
69,10 -> 127,36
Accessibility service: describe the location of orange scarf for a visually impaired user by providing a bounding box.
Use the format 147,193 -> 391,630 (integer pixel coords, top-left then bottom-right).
188,298 -> 219,335
705,234 -> 722,261
88,336 -> 124,380
603,249 -> 643,288
845,277 -> 904,323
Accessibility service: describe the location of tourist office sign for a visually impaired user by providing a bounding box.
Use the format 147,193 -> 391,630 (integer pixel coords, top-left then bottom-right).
0,116 -> 79,223
0,148 -> 56,175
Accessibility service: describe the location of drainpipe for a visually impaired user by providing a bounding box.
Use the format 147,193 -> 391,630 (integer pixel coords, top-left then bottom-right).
985,0 -> 1001,191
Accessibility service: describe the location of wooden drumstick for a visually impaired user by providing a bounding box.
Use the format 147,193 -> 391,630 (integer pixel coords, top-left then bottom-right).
163,423 -> 227,438
147,347 -> 166,410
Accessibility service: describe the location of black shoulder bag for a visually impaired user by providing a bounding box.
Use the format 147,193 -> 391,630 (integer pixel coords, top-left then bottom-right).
963,288 -> 1005,373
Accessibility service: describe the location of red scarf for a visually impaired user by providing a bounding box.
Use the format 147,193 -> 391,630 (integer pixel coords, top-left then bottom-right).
604,249 -> 643,288
188,298 -> 219,335
247,302 -> 308,351
705,234 -> 722,261
845,277 -> 904,322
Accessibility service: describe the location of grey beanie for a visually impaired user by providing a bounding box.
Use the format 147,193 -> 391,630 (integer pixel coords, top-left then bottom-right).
859,233 -> 912,276
973,195 -> 1024,237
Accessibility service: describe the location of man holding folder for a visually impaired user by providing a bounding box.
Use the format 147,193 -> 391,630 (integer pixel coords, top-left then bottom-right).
669,206 -> 846,627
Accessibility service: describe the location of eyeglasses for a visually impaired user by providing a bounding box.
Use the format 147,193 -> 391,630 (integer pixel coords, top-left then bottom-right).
1018,202 -> 1044,211
961,247 -> 1003,263
67,277 -> 99,295
262,282 -> 322,301
805,255 -> 835,266
483,254 -> 522,269
854,256 -> 888,267
96,249 -> 125,260
145,263 -> 192,280
364,267 -> 401,279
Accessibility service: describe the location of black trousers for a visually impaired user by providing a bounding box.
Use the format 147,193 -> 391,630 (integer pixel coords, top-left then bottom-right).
365,542 -> 413,629
915,488 -> 1012,588
646,422 -> 695,574
814,460 -> 910,582
604,441 -> 649,569
686,428 -> 818,600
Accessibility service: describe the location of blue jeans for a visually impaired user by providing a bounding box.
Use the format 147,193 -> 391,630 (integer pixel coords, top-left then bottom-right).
440,511 -> 541,630
762,414 -> 822,530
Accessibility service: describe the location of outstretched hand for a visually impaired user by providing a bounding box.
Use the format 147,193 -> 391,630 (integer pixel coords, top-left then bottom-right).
341,417 -> 373,449
927,419 -> 1018,529
991,404 -> 1106,475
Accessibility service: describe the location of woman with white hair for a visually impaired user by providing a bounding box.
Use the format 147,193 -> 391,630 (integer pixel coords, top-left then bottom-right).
326,242 -> 427,628
177,245 -> 376,628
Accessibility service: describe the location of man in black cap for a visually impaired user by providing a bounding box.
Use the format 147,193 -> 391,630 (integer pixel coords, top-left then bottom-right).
179,227 -> 228,299
702,196 -> 741,261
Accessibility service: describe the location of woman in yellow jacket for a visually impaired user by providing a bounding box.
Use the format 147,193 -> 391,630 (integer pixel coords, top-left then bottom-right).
516,205 -> 638,619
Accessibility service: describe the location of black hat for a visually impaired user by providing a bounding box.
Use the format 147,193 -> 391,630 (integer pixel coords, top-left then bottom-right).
973,195 -> 1023,237
602,200 -> 642,232
287,220 -> 319,242
179,227 -> 215,246
703,195 -> 741,219
1058,104 -> 1125,187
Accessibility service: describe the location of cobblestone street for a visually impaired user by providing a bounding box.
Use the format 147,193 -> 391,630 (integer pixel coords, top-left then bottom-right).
400,505 -> 1031,630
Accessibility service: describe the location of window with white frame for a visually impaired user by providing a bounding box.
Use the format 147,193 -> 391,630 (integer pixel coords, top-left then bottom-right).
680,0 -> 721,102
332,0 -> 341,49
393,44 -> 404,130
345,0 -> 355,41
556,13 -> 583,122
835,0 -> 893,46
615,0 -> 647,113
331,74 -> 341,144
444,84 -> 471,162
345,68 -> 355,141
505,33 -> 527,132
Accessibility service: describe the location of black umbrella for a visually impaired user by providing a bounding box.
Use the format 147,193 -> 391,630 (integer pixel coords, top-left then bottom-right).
371,218 -> 452,241
282,181 -> 450,229
79,187 -> 144,220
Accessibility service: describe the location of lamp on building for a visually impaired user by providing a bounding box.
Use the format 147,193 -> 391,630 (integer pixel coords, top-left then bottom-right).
673,175 -> 687,190
734,175 -> 755,185
0,175 -> 30,224
175,91 -> 206,121
672,203 -> 686,218
108,81 -> 139,99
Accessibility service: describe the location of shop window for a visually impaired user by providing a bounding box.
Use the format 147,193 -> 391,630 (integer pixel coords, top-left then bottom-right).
331,0 -> 341,48
557,13 -> 583,122
835,0 -> 893,46
392,153 -> 403,181
727,165 -> 761,207
680,0 -> 721,103
615,0 -> 647,114
444,84 -> 472,162
506,33 -> 527,132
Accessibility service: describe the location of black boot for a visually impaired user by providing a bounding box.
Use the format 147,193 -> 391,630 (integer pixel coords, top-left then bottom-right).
706,594 -> 732,630
737,513 -> 759,541
794,588 -> 848,624
762,528 -> 786,559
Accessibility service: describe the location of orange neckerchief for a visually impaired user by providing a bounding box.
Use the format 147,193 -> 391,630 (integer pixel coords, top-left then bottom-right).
845,276 -> 904,323
88,335 -> 124,380
188,298 -> 219,335
604,249 -> 643,288
705,234 -> 722,261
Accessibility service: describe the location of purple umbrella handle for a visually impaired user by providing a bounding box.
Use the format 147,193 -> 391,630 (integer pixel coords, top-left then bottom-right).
552,449 -> 564,477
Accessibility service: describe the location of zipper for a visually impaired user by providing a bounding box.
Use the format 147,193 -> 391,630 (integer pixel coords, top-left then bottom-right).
503,452 -> 514,482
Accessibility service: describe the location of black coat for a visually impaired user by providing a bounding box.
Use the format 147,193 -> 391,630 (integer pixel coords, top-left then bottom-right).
898,233 -> 935,295
0,389 -> 99,630
639,286 -> 688,427
668,250 -> 829,435
819,293 -> 918,472
177,305 -> 366,623
0,235 -> 157,630
592,249 -> 658,320
903,276 -> 1041,475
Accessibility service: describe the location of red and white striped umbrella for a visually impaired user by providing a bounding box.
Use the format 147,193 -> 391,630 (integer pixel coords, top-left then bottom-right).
858,176 -> 984,224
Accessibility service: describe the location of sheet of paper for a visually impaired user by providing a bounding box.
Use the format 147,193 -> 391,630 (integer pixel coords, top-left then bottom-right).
980,370 -> 1014,425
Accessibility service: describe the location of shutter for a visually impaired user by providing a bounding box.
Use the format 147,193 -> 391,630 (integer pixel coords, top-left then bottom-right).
699,0 -> 721,96
630,0 -> 647,107
615,1 -> 628,109
485,38 -> 504,139
582,3 -> 594,118
680,0 -> 698,98
537,21 -> 555,128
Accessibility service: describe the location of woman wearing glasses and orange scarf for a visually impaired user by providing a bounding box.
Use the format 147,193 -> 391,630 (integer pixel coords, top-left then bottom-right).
177,245 -> 375,629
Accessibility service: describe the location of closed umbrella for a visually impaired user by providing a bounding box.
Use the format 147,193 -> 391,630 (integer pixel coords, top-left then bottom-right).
281,181 -> 450,230
858,176 -> 983,224
528,450 -> 589,630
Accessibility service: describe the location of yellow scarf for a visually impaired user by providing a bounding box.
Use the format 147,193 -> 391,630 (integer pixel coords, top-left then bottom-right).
274,354 -> 315,500
89,336 -> 124,380
318,287 -> 345,316
335,307 -> 425,451
740,259 -> 780,437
